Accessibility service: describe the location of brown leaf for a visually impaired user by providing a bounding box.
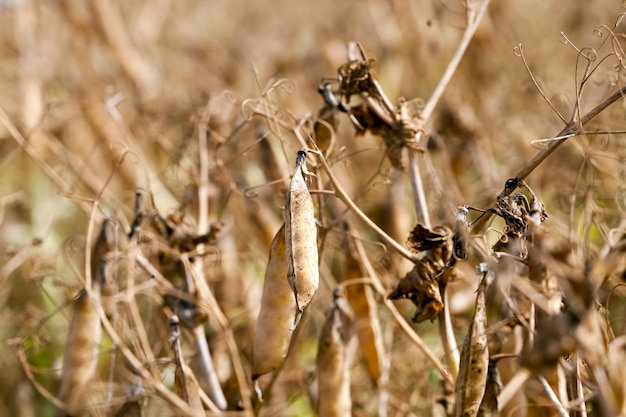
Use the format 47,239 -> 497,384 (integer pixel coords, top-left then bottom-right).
388,262 -> 443,323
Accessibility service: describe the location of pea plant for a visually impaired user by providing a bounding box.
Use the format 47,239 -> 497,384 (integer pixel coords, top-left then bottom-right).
3,1 -> 626,417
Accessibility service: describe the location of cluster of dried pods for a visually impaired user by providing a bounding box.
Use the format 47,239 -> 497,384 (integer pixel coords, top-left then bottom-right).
47,33 -> 626,417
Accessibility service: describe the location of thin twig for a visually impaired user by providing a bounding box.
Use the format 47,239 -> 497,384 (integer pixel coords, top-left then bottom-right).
472,84 -> 626,232
408,0 -> 491,226
498,368 -> 530,410
350,225 -> 454,386
83,281 -> 209,417
182,257 -> 255,415
312,149 -> 419,263
537,375 -> 569,417
0,106 -> 92,214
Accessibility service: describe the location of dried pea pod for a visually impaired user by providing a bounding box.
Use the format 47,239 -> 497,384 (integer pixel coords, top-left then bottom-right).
455,272 -> 490,417
317,289 -> 354,417
252,224 -> 297,379
285,150 -> 319,325
341,222 -> 384,384
55,221 -> 112,416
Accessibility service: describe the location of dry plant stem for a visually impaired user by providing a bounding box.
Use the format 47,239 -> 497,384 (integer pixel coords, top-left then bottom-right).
574,356 -> 587,417
378,323 -> 393,417
497,368 -> 530,410
409,2 -> 490,379
85,285 -> 208,417
194,112 -> 229,410
439,286 -> 459,378
408,0 -> 491,223
197,118 -> 211,233
12,345 -> 67,410
0,106 -> 92,215
350,226 -> 454,386
92,0 -> 159,100
135,254 -> 245,412
408,150 -> 431,228
313,150 -> 419,263
124,287 -> 161,379
537,375 -> 569,417
15,0 -> 45,157
182,258 -> 254,415
191,325 -> 227,411
590,367 -> 619,417
84,202 -> 99,290
421,0 -> 491,122
473,84 -> 626,232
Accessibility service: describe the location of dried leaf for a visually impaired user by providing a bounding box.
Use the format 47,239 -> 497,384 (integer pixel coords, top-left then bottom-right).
170,316 -> 208,415
477,360 -> 501,417
317,289 -> 355,417
388,262 -> 443,323
407,223 -> 452,254
285,150 -> 319,323
252,224 -> 297,379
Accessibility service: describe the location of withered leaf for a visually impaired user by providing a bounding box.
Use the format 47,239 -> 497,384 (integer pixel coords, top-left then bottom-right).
407,223 -> 452,254
388,262 -> 443,323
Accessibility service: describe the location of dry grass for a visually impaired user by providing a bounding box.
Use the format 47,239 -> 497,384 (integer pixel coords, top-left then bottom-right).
1,1 -> 626,416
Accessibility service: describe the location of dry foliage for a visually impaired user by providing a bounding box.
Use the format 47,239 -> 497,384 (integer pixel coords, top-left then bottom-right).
1,1 -> 626,417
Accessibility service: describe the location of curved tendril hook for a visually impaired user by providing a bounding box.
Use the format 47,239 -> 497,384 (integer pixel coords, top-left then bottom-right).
515,44 -> 567,124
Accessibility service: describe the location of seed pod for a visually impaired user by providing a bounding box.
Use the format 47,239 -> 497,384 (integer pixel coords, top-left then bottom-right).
285,150 -> 319,324
317,289 -> 354,417
55,289 -> 102,417
252,224 -> 297,379
341,222 -> 384,384
452,206 -> 470,261
56,220 -> 112,417
455,273 -> 490,417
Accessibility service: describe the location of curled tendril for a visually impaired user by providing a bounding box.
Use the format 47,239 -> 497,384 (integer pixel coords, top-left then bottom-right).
593,25 -> 608,39
514,43 -> 523,57
243,177 -> 289,199
579,46 -> 598,63
312,117 -> 337,158
262,78 -> 295,97
63,235 -> 86,256
109,142 -> 140,166
222,90 -> 241,105
241,98 -> 261,120
615,11 -> 626,28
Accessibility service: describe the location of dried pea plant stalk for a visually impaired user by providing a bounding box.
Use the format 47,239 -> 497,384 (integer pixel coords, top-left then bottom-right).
5,2 -> 626,417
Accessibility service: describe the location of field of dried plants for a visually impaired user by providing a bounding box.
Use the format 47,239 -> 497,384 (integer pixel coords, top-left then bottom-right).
1,1 -> 626,416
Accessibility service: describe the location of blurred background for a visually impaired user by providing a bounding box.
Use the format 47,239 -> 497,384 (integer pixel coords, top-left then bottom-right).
0,0 -> 625,416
